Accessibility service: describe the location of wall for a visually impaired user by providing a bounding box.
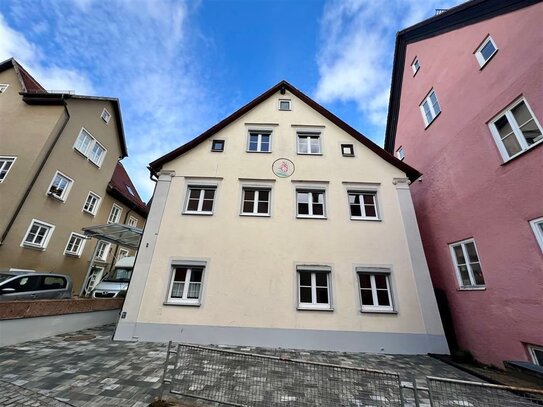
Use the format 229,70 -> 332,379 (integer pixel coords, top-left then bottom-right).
394,4 -> 543,365
116,88 -> 447,354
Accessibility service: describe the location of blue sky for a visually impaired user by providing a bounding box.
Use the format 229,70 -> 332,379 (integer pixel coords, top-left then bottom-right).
0,0 -> 462,201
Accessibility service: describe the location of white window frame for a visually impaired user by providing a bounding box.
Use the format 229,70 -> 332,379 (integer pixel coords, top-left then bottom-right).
127,216 -> 138,227
527,344 -> 543,366
247,130 -> 272,153
475,35 -> 498,68
420,89 -> 441,127
449,238 -> 486,289
240,187 -> 271,217
297,266 -> 332,310
296,188 -> 327,219
0,84 -> 9,93
20,219 -> 55,250
357,268 -> 394,313
183,185 -> 217,215
64,232 -> 87,257
411,57 -> 420,75
166,264 -> 206,305
530,217 -> 543,253
73,127 -> 107,167
348,190 -> 380,221
0,156 -> 16,182
47,171 -> 73,202
118,248 -> 129,259
297,131 -> 322,155
396,146 -> 405,160
278,99 -> 291,111
341,144 -> 354,157
488,97 -> 543,162
83,191 -> 101,215
101,108 -> 111,124
108,204 -> 123,224
95,241 -> 111,261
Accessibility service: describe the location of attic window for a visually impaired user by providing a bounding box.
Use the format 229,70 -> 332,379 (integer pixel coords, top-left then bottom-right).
101,108 -> 111,124
279,99 -> 291,111
211,140 -> 225,152
411,58 -> 420,75
0,84 -> 8,93
341,144 -> 354,157
126,185 -> 135,196
396,146 -> 405,160
475,36 -> 498,68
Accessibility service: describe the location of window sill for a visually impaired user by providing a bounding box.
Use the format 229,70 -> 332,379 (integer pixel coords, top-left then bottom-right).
297,215 -> 327,220
360,309 -> 397,314
163,301 -> 201,307
423,111 -> 441,130
478,50 -> 498,70
297,153 -> 323,156
297,306 -> 333,312
350,217 -> 381,222
83,210 -> 96,216
89,160 -> 103,169
22,243 -> 46,251
47,193 -> 66,203
246,150 -> 272,154
73,147 -> 89,159
182,211 -> 214,216
342,154 -> 355,158
457,286 -> 486,291
500,139 -> 543,166
64,252 -> 81,258
240,213 -> 271,218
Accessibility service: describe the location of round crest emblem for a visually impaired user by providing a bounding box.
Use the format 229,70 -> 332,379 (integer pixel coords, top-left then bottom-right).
272,158 -> 295,178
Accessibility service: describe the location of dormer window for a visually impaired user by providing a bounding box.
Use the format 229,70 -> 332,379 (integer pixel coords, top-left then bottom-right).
101,108 -> 111,124
279,99 -> 291,111
411,58 -> 420,75
475,36 -> 498,68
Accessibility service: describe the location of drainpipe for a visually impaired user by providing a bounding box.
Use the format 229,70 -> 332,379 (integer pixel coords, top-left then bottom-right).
0,97 -> 70,245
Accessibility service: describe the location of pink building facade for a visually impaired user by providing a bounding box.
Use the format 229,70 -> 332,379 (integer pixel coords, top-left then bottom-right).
385,0 -> 543,367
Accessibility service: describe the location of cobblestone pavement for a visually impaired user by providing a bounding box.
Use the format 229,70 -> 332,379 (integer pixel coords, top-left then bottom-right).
0,324 -> 478,406
0,380 -> 74,406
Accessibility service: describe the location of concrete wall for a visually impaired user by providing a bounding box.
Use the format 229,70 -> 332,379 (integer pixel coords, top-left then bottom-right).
116,88 -> 448,354
394,4 -> 543,366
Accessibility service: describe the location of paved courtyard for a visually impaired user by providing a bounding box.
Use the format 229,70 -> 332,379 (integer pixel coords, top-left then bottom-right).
0,324 -> 478,406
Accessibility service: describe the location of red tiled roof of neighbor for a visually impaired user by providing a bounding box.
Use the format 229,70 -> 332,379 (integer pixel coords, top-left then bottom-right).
16,62 -> 47,93
107,162 -> 148,217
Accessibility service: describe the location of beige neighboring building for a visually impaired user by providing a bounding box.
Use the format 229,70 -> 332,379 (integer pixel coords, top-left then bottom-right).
0,58 -> 147,292
115,81 -> 448,354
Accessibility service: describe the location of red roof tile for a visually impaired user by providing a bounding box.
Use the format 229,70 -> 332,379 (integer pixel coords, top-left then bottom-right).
107,162 -> 148,217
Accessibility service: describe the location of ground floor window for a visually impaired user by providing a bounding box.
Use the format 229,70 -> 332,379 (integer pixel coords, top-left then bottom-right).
297,267 -> 331,310
528,344 -> 543,366
357,269 -> 394,312
21,219 -> 55,250
449,238 -> 485,288
167,265 -> 205,305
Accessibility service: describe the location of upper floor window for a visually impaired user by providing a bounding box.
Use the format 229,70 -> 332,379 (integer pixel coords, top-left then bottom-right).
101,108 -> 111,124
241,187 -> 271,216
420,89 -> 441,127
184,185 -> 216,215
396,146 -> 405,161
247,131 -> 271,153
528,344 -> 543,366
341,144 -> 354,157
488,98 -> 543,161
449,239 -> 485,289
73,128 -> 107,167
297,189 -> 326,219
530,217 -> 543,253
348,191 -> 379,220
358,269 -> 394,312
83,191 -> 101,215
475,36 -> 498,68
118,248 -> 130,259
108,204 -> 122,223
21,219 -> 55,250
48,171 -> 73,202
297,132 -> 321,155
167,265 -> 205,305
411,57 -> 420,75
0,156 -> 16,182
127,216 -> 138,227
211,140 -> 225,152
95,241 -> 111,261
297,267 -> 331,310
279,99 -> 291,111
64,232 -> 86,257
0,84 -> 9,93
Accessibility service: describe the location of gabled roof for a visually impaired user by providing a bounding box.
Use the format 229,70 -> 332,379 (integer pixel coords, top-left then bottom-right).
383,0 -> 539,153
149,80 -> 421,182
107,162 -> 148,218
0,58 -> 128,158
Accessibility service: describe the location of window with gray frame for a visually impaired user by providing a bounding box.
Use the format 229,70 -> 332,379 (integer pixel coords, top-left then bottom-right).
241,188 -> 271,216
184,186 -> 216,214
348,191 -> 379,220
357,270 -> 393,312
248,131 -> 271,152
297,267 -> 331,310
297,189 -> 326,218
168,265 -> 204,305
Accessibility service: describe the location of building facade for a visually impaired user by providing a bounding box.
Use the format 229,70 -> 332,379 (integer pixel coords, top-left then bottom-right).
115,81 -> 448,354
0,58 -> 147,292
384,0 -> 543,366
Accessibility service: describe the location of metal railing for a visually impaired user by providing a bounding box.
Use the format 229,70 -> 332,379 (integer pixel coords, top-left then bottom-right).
167,343 -> 403,406
427,376 -> 543,406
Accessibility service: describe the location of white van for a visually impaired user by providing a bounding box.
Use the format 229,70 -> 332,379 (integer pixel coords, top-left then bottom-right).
92,256 -> 135,298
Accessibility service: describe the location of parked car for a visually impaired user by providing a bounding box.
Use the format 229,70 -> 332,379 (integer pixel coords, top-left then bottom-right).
92,256 -> 135,298
0,271 -> 72,300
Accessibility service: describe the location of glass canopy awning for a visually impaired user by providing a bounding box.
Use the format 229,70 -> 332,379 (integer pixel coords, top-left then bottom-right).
82,223 -> 143,250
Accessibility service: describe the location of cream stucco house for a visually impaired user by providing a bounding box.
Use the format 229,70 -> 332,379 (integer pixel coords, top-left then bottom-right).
115,81 -> 448,354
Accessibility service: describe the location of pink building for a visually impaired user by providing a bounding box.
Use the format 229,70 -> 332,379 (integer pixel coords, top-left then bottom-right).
384,0 -> 543,367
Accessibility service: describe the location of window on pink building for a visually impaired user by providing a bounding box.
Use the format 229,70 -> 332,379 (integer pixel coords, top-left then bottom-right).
449,239 -> 485,289
420,89 -> 441,127
489,98 -> 543,161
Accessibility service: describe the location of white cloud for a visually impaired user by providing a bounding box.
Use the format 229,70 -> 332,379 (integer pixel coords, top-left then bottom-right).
315,0 -> 466,139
